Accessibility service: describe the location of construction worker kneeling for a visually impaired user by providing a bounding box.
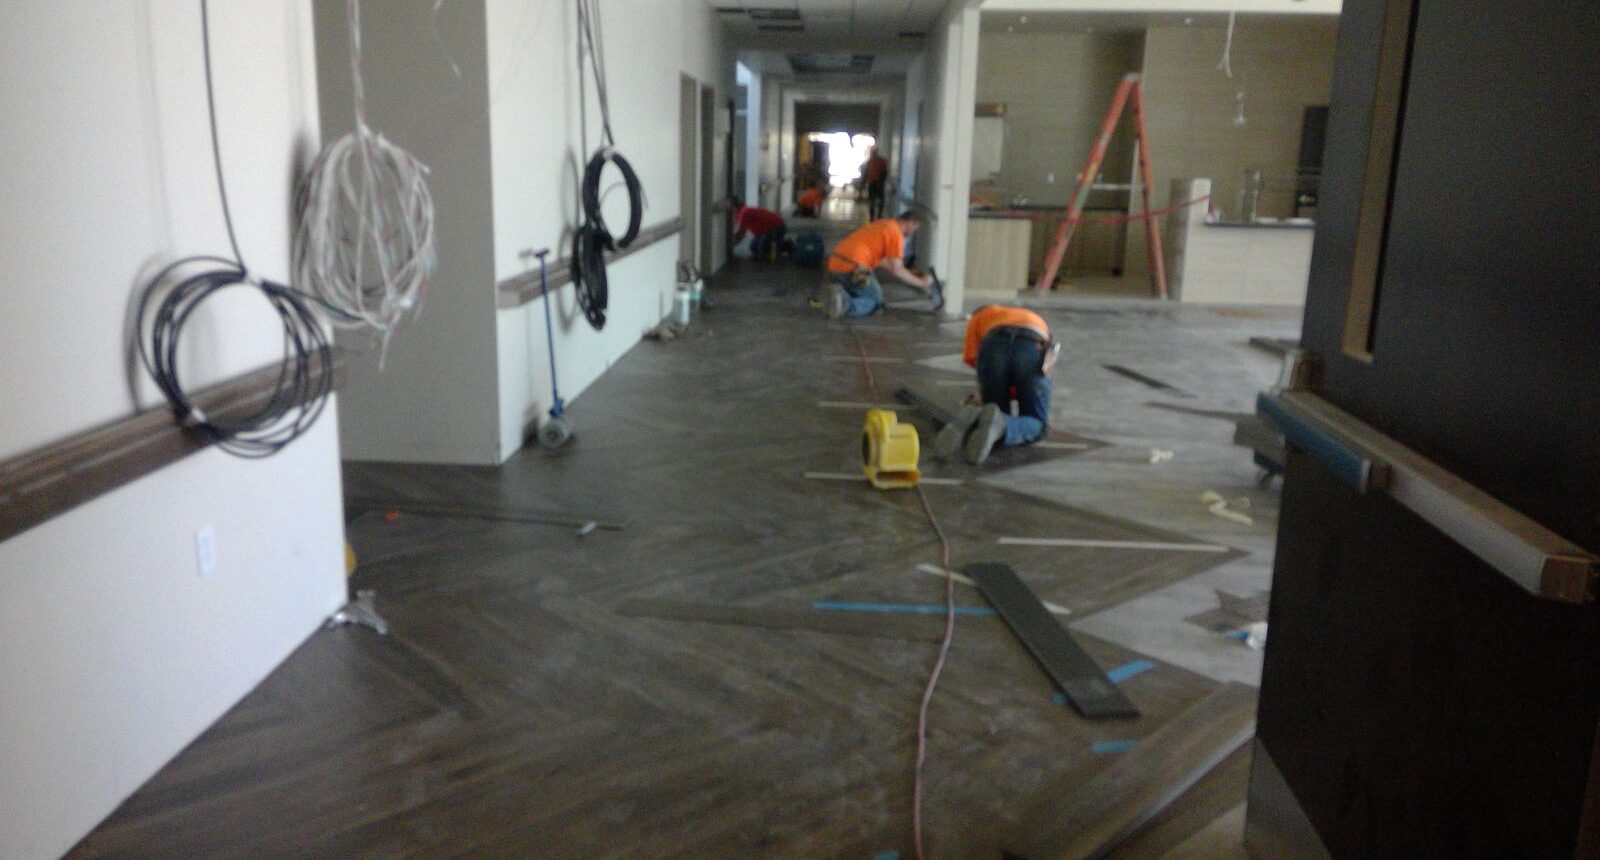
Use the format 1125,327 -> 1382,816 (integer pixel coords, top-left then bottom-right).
937,304 -> 1061,465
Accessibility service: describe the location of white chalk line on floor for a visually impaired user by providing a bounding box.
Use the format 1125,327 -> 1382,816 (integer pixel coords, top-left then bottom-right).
997,537 -> 1230,553
816,401 -> 911,410
913,564 -> 1072,616
804,472 -> 965,486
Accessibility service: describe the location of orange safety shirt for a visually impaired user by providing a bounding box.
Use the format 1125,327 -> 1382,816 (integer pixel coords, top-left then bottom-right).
963,305 -> 1051,367
797,188 -> 824,209
827,218 -> 906,274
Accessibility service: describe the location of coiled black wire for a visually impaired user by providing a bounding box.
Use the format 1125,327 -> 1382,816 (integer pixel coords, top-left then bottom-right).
568,0 -> 643,332
130,0 -> 335,459
137,258 -> 335,458
580,148 -> 642,249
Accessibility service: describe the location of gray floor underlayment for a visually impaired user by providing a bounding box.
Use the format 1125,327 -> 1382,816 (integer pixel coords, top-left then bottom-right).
70,219 -> 1301,857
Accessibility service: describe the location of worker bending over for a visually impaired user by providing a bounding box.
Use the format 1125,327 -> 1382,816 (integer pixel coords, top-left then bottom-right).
725,197 -> 787,261
822,209 -> 940,318
937,304 -> 1060,465
795,185 -> 825,218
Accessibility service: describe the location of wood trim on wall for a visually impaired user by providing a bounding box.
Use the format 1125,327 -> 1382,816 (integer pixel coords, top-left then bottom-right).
0,351 -> 346,545
496,217 -> 685,309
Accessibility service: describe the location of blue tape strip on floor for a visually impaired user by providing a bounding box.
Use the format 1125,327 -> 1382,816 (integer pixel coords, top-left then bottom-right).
1093,739 -> 1138,755
1051,659 -> 1156,705
812,601 -> 997,616
873,851 -> 901,860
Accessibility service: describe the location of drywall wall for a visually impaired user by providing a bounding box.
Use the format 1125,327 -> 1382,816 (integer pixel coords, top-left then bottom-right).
0,3 -> 346,858
314,0 -> 502,465
914,0 -> 982,312
975,30 -> 1145,206
489,0 -> 733,460
1129,15 -> 1338,273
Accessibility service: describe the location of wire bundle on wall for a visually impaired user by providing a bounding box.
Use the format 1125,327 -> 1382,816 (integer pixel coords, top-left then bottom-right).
571,0 -> 643,331
133,0 -> 334,458
294,0 -> 437,362
137,258 -> 334,459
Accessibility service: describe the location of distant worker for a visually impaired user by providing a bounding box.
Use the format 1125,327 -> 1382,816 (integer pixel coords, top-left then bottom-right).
795,185 -> 825,218
935,304 -> 1061,465
726,196 -> 787,262
864,147 -> 890,219
821,209 -> 940,318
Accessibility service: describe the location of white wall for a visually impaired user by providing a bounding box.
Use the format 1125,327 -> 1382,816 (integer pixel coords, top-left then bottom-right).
0,3 -> 346,857
915,1 -> 982,312
489,0 -> 733,460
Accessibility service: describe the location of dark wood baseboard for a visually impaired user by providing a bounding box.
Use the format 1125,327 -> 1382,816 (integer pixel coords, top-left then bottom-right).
0,351 -> 345,545
496,217 -> 684,309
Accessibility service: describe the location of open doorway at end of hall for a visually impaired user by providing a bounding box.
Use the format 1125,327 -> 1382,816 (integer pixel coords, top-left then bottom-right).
793,101 -> 881,220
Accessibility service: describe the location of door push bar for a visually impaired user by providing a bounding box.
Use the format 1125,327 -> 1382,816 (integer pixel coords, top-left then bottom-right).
1259,352 -> 1599,604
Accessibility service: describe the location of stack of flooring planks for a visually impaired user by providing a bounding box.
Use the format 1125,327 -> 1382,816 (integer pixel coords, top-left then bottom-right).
1002,683 -> 1258,860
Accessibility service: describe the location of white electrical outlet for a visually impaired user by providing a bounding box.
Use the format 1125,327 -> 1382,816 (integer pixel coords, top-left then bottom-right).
195,525 -> 218,576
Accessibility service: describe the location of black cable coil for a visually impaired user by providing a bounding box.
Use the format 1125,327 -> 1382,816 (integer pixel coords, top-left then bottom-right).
570,148 -> 643,331
136,257 -> 335,458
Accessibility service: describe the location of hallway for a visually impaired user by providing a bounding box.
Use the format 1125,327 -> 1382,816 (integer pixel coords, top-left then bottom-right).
70,262 -> 1295,858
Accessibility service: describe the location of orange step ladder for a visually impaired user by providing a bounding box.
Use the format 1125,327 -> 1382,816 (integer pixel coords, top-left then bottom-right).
1034,73 -> 1169,299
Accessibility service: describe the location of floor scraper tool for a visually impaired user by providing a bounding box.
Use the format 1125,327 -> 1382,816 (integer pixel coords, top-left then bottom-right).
525,248 -> 574,449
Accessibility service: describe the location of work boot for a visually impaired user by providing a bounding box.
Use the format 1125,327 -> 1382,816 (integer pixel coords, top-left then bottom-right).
934,404 -> 981,461
826,284 -> 848,319
965,403 -> 1007,465
929,278 -> 944,313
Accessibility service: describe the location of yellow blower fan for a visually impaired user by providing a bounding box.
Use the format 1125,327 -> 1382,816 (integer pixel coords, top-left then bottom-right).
862,409 -> 921,489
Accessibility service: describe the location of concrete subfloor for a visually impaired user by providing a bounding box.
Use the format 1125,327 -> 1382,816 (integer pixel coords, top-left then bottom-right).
71,212 -> 1301,857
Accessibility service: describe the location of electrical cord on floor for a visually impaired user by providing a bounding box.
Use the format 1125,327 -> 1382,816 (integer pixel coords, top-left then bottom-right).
130,0 -> 335,459
569,0 -> 643,331
293,0 -> 437,362
849,326 -> 958,860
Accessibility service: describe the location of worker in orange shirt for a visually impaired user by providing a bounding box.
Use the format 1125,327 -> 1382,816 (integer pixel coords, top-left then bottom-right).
864,147 -> 890,219
795,185 -> 825,218
935,304 -> 1061,464
822,209 -> 939,318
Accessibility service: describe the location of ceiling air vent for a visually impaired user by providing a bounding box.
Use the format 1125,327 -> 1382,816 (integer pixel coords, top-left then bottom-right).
788,52 -> 875,74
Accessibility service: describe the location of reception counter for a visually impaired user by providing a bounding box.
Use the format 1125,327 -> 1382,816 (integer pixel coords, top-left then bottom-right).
1165,178 -> 1315,305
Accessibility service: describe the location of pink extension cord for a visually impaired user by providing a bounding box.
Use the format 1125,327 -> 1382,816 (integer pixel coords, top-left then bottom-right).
848,327 -> 958,860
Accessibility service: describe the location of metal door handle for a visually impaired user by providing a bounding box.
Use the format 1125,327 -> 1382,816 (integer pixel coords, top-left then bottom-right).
1259,390 -> 1599,604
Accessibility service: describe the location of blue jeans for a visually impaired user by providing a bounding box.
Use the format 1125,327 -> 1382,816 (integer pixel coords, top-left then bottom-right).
975,329 -> 1052,447
830,271 -> 883,317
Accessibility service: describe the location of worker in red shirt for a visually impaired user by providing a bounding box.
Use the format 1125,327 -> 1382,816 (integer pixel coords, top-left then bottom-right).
935,304 -> 1061,464
863,147 -> 890,219
726,197 -> 787,261
821,209 -> 938,318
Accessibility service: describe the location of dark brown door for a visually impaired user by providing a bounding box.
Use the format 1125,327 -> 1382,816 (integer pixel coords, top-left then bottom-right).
1250,1 -> 1600,857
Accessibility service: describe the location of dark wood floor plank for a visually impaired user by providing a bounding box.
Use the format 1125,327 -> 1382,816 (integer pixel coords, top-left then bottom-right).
1003,683 -> 1258,860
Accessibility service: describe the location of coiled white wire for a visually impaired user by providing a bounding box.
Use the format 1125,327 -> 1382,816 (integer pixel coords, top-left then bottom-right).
293,0 -> 436,364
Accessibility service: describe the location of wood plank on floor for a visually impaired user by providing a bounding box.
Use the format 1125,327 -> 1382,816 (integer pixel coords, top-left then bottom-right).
1003,683 -> 1258,860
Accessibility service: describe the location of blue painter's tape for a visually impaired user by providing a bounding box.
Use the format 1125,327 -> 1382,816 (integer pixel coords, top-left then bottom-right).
812,601 -> 997,616
1106,659 -> 1156,684
1053,659 -> 1155,706
1093,739 -> 1138,755
873,851 -> 902,860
